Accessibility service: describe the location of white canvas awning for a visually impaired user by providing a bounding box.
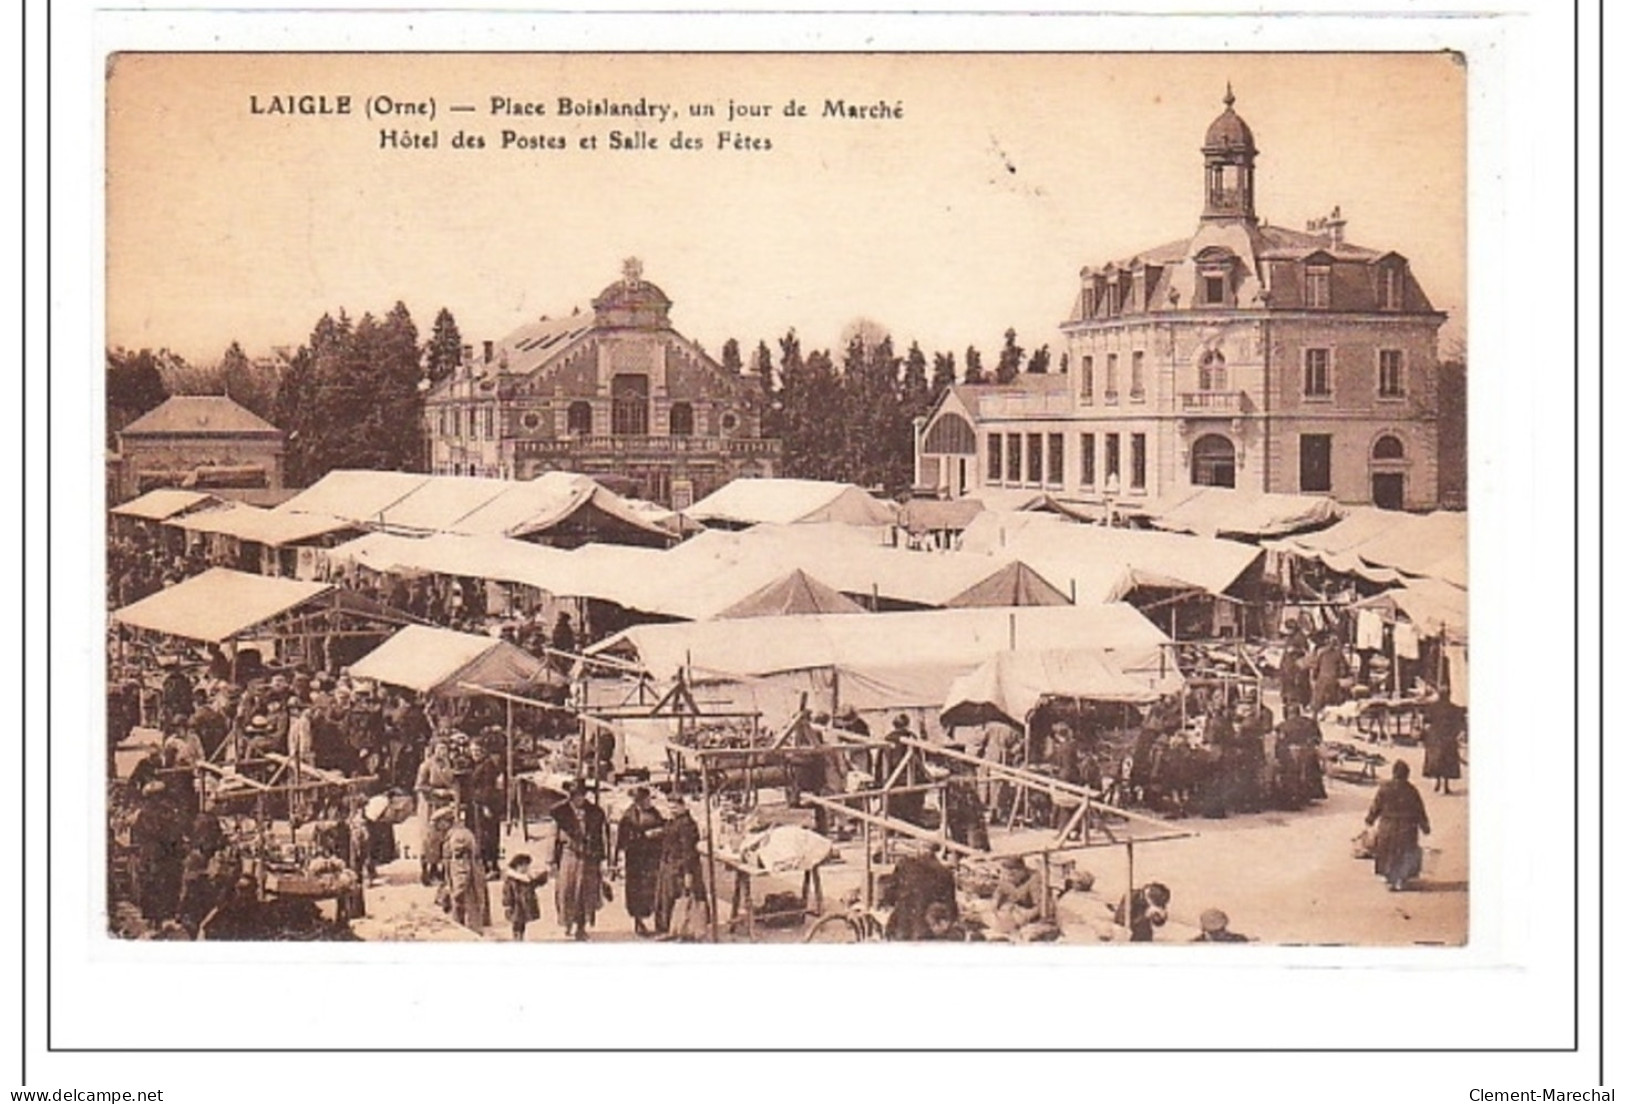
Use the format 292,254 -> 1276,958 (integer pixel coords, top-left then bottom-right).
348,625 -> 548,696
941,648 -> 1168,729
959,511 -> 1261,602
110,488 -> 220,521
685,478 -> 897,527
1137,486 -> 1341,539
593,602 -> 1174,687
111,568 -> 332,643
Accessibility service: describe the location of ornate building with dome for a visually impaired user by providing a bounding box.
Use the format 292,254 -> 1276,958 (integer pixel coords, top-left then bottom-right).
423,260 -> 779,507
918,89 -> 1456,512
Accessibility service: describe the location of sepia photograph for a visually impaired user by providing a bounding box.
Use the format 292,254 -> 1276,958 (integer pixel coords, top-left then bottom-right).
102,50 -> 1470,950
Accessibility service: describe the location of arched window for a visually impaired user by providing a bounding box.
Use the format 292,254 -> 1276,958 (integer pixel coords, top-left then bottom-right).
668,401 -> 695,437
1191,434 -> 1236,488
1373,434 -> 1405,461
1198,350 -> 1228,392
923,412 -> 977,455
567,401 -> 593,436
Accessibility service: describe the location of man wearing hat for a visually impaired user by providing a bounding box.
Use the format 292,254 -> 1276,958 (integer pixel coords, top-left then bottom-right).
551,780 -> 610,940
880,714 -> 928,827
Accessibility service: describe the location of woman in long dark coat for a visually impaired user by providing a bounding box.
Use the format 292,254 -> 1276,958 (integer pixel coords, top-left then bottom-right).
551,781 -> 610,941
1364,760 -> 1431,891
1421,689 -> 1465,794
653,794 -> 706,938
614,787 -> 665,937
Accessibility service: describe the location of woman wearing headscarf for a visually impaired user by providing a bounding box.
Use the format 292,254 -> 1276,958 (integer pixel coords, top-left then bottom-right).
551,780 -> 610,940
614,786 -> 665,937
1364,760 -> 1431,891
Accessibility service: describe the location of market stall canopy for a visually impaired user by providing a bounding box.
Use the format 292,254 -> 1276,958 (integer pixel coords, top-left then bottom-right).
899,497 -> 985,534
593,602 -> 1172,686
940,648 -> 1167,730
111,568 -> 333,643
1353,578 -> 1468,643
714,568 -> 866,619
110,488 -> 221,522
278,469 -> 672,545
1135,487 -> 1340,540
1266,508 -> 1466,588
275,470 -> 431,525
685,478 -> 897,528
440,472 -> 675,543
348,625 -> 549,696
164,501 -> 358,546
665,525 -> 1070,609
958,511 -> 1261,603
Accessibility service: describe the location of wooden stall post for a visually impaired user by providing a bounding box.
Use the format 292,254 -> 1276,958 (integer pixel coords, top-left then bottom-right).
701,757 -> 720,943
505,697 -> 517,832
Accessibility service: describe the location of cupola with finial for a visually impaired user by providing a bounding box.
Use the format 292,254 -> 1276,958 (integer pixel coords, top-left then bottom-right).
1201,84 -> 1258,223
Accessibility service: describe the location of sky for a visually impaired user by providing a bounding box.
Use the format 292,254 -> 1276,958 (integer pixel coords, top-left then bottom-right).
106,52 -> 1466,367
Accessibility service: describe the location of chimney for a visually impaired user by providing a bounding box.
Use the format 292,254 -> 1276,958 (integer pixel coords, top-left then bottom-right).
483,340 -> 494,364
1307,205 -> 1346,247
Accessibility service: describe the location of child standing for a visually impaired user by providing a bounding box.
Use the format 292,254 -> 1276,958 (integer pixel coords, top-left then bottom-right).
501,852 -> 545,942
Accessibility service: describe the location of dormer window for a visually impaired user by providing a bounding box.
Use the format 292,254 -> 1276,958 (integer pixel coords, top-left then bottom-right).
1379,265 -> 1403,310
1132,270 -> 1146,312
1081,285 -> 1097,319
1195,247 -> 1236,307
1106,280 -> 1122,317
1305,264 -> 1332,309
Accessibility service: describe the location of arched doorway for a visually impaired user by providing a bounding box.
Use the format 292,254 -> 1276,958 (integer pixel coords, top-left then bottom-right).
1191,434 -> 1236,488
1371,434 -> 1406,510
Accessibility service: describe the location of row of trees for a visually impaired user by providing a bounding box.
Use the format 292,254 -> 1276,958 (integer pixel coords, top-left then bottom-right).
733,326 -> 1060,493
107,303 -> 462,486
110,307 -> 1057,494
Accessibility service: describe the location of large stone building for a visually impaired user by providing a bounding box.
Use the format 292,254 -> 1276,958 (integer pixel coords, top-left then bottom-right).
425,261 -> 780,508
114,394 -> 286,502
920,89 -> 1454,512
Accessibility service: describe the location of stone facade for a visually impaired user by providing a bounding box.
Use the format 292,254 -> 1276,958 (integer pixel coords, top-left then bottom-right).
424,261 -> 780,508
115,395 -> 286,502
920,90 -> 1453,512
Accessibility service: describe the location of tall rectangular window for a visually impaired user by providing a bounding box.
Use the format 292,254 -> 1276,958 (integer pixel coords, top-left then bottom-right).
1006,434 -> 1023,483
987,434 -> 1003,481
484,407 -> 496,438
1130,433 -> 1147,490
1105,353 -> 1119,401
1047,433 -> 1065,485
1026,433 -> 1044,484
1080,356 -> 1095,403
1080,433 -> 1096,487
1203,274 -> 1227,306
1305,266 -> 1331,309
1132,271 -> 1146,311
1380,267 -> 1402,310
1304,348 -> 1332,398
1378,350 -> 1405,397
1130,351 -> 1146,400
1299,434 -> 1333,493
1106,282 -> 1121,316
452,408 -> 463,438
1105,433 -> 1122,481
